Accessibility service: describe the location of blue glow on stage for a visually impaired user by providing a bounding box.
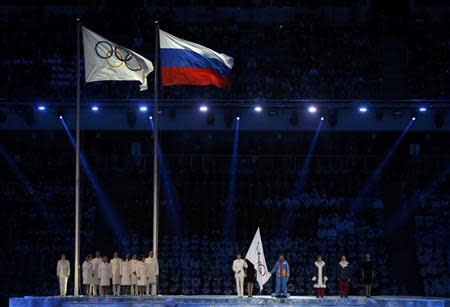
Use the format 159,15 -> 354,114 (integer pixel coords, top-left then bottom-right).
9,295 -> 449,307
291,119 -> 323,198
149,118 -> 183,237
59,117 -> 128,249
356,118 -> 415,200
223,117 -> 240,241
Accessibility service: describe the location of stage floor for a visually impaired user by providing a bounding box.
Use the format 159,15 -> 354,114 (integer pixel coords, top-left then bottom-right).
9,295 -> 450,307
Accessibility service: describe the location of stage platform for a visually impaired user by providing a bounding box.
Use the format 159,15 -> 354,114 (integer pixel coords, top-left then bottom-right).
9,295 -> 450,307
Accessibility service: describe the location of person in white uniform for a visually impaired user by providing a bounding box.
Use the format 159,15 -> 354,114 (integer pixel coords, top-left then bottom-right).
130,254 -> 138,295
98,256 -> 112,296
110,252 -> 122,296
136,256 -> 147,296
91,251 -> 102,296
82,255 -> 93,296
145,251 -> 159,296
232,252 -> 247,297
120,254 -> 132,295
56,253 -> 70,296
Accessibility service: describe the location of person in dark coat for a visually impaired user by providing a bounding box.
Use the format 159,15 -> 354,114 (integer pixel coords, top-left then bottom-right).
361,253 -> 375,297
245,259 -> 256,297
337,255 -> 351,298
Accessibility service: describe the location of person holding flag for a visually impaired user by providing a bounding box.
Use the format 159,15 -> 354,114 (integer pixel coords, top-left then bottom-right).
245,228 -> 271,294
245,260 -> 257,297
271,254 -> 290,298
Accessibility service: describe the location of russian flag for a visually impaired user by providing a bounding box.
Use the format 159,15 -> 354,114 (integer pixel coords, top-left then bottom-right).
159,29 -> 234,89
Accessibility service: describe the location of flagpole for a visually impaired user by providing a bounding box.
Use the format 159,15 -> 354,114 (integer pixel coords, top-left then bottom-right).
74,17 -> 81,297
153,21 -> 160,257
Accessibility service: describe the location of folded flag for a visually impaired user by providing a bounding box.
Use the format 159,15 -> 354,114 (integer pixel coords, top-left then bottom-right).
159,29 -> 234,89
82,26 -> 154,91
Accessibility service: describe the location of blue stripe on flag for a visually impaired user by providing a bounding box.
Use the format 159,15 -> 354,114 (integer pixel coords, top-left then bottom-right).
160,48 -> 231,76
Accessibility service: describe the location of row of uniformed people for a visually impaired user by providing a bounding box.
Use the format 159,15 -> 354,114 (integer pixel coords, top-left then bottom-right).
57,251 -> 159,296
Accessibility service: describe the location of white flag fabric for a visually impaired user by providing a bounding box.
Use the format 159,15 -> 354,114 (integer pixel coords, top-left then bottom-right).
82,26 -> 154,91
245,227 -> 271,291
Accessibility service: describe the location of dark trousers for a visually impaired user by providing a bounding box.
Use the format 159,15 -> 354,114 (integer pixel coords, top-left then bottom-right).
315,288 -> 325,297
339,279 -> 349,297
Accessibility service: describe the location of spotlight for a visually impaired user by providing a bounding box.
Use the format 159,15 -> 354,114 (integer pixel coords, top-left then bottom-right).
199,105 -> 208,112
412,117 -> 416,121
139,106 -> 148,112
419,107 -> 427,112
359,106 -> 368,113
254,106 -> 262,112
149,116 -> 153,120
91,106 -> 99,112
236,116 -> 240,121
320,117 -> 324,121
37,105 -> 46,111
308,106 -> 317,113
56,109 -> 65,119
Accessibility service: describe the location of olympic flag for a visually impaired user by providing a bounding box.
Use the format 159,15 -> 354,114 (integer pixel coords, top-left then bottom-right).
245,227 -> 271,291
82,27 -> 154,91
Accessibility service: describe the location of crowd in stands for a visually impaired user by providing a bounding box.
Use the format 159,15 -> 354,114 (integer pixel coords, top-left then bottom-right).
0,161 -> 96,299
415,191 -> 450,297
0,4 -> 434,101
1,131 -> 449,302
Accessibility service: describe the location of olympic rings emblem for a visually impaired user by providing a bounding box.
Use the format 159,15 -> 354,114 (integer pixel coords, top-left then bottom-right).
95,41 -> 143,72
258,263 -> 267,276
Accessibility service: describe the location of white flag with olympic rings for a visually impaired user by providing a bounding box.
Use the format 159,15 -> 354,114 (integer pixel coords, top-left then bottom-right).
82,26 -> 154,91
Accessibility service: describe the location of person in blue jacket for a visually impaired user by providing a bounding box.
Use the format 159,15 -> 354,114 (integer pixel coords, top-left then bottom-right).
271,254 -> 289,298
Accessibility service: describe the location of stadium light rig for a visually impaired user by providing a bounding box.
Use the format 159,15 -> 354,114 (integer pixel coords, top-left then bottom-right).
359,106 -> 368,113
37,105 -> 46,111
199,105 -> 208,112
254,106 -> 262,112
91,106 -> 99,112
139,106 -> 148,112
308,106 -> 317,113
419,107 -> 427,112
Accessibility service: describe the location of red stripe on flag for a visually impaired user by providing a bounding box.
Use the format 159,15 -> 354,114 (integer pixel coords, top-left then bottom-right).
161,67 -> 230,89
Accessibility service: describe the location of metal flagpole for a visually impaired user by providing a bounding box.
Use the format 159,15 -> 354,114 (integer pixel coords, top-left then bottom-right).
74,17 -> 81,297
152,21 -> 160,257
